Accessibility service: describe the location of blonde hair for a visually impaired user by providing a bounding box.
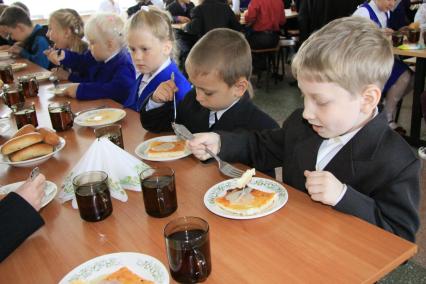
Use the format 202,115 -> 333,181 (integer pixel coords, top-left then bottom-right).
292,16 -> 394,94
186,28 -> 252,91
85,13 -> 125,48
126,6 -> 175,57
50,9 -> 87,53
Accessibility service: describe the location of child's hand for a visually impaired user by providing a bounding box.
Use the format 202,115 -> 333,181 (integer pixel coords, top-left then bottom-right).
188,132 -> 221,160
63,83 -> 79,98
177,16 -> 191,23
8,43 -> 22,55
304,170 -> 344,206
383,28 -> 394,36
52,67 -> 70,81
152,80 -> 178,103
15,173 -> 46,211
44,48 -> 65,66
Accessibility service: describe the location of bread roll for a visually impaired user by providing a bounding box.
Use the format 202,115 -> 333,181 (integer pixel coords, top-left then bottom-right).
9,143 -> 54,162
1,132 -> 43,155
37,127 -> 60,146
12,124 -> 36,138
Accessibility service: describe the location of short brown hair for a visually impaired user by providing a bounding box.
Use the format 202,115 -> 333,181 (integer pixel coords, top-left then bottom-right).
292,16 -> 393,94
185,28 -> 252,87
0,6 -> 32,28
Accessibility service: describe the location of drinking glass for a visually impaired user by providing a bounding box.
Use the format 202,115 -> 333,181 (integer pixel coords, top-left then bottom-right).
18,75 -> 39,97
48,101 -> 73,131
94,124 -> 124,149
12,101 -> 38,129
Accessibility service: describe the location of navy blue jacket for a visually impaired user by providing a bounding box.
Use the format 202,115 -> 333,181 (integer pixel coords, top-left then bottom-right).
61,49 -> 137,104
20,24 -> 50,69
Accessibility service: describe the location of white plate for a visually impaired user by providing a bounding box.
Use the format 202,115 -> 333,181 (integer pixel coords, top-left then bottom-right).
74,108 -> 126,128
0,180 -> 57,208
135,135 -> 191,161
31,71 -> 52,82
0,137 -> 66,167
46,83 -> 73,96
204,177 -> 288,219
0,51 -> 12,60
11,62 -> 27,71
0,119 -> 10,135
59,252 -> 169,284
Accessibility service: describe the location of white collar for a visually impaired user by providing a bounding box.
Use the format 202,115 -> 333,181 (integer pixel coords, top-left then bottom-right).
141,58 -> 172,84
104,49 -> 120,63
211,98 -> 240,121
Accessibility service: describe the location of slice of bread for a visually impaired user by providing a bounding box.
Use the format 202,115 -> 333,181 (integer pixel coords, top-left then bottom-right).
9,143 -> 54,162
215,188 -> 277,216
145,140 -> 186,158
1,132 -> 43,155
104,267 -> 154,284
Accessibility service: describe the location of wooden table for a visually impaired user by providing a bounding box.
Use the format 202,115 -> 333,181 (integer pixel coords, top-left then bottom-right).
0,60 -> 418,283
393,47 -> 426,146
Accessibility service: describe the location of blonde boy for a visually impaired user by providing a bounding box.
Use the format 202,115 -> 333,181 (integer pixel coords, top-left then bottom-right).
188,17 -> 420,242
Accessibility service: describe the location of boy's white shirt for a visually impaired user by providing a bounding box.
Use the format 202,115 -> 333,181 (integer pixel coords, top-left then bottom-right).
139,57 -> 171,99
317,108 -> 379,206
208,99 -> 239,128
353,0 -> 389,28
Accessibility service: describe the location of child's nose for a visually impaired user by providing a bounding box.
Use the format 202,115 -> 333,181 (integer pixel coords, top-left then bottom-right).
302,104 -> 315,121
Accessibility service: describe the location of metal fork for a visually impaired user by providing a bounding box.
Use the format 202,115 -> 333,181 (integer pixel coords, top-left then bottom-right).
172,122 -> 244,178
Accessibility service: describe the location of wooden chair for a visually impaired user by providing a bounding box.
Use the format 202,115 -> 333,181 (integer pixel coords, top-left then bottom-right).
277,36 -> 297,79
251,45 -> 280,92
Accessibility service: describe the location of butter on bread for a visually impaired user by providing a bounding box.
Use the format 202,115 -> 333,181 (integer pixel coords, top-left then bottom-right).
9,143 -> 54,162
236,168 -> 255,188
145,140 -> 186,158
1,132 -> 43,155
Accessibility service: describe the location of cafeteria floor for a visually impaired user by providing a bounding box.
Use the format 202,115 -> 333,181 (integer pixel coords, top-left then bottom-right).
251,71 -> 426,283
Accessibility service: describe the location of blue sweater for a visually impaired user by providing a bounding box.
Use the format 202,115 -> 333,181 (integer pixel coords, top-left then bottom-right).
123,60 -> 191,112
60,49 -> 137,104
19,24 -> 50,69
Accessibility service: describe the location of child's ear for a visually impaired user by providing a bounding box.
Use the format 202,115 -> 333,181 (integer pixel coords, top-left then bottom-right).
360,84 -> 381,114
162,40 -> 173,56
232,77 -> 249,98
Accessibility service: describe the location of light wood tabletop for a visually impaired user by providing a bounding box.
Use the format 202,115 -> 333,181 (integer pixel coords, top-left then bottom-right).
0,60 -> 418,283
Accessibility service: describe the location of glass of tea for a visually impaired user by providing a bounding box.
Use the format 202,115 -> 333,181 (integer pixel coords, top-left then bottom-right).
94,124 -> 124,149
140,167 -> 177,218
11,101 -> 38,129
0,64 -> 13,84
407,29 -> 420,44
48,101 -> 73,131
2,84 -> 24,108
164,216 -> 212,283
18,75 -> 39,98
72,171 -> 113,222
391,32 -> 404,47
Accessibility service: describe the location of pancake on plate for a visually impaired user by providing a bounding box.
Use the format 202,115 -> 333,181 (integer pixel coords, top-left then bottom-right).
70,266 -> 154,284
83,110 -> 123,125
215,168 -> 277,215
145,139 -> 186,158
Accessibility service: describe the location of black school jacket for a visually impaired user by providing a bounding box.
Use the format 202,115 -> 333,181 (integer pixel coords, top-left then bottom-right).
218,108 -> 420,242
140,89 -> 279,133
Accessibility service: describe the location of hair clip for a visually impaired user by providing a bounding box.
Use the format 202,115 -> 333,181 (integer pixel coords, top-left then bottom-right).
74,28 -> 79,34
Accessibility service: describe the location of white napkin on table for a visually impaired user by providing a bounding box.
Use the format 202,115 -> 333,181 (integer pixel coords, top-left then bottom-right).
58,137 -> 150,208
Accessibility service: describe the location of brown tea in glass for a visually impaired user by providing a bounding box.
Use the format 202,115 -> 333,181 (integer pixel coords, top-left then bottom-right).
2,85 -> 24,107
164,217 -> 212,283
73,171 -> 113,222
12,102 -> 38,129
18,75 -> 39,98
407,29 -> 420,44
94,124 -> 124,149
140,167 -> 177,218
48,102 -> 73,131
392,32 -> 404,47
0,64 -> 13,84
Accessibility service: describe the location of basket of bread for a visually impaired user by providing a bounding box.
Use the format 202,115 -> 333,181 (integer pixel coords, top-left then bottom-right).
0,124 -> 66,167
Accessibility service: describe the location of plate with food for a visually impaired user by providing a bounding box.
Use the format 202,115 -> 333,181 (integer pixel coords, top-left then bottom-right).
59,252 -> 169,284
204,169 -> 288,219
11,62 -> 27,71
135,135 -> 191,161
0,125 -> 66,167
0,180 -> 57,208
46,83 -> 73,96
31,71 -> 52,82
0,51 -> 12,60
74,108 -> 126,128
